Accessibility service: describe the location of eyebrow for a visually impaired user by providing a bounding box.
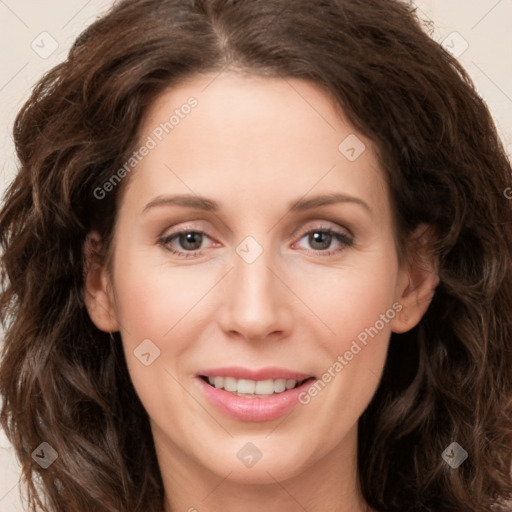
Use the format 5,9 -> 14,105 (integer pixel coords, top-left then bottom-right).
142,192 -> 372,216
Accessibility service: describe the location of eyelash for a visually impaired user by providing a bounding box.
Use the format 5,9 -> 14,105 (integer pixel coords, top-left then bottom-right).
158,224 -> 354,259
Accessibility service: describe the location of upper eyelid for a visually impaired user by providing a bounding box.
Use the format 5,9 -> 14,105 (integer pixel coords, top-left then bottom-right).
160,221 -> 350,239
293,222 -> 352,239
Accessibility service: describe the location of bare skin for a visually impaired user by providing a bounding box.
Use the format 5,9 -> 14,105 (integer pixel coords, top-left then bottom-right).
85,71 -> 438,512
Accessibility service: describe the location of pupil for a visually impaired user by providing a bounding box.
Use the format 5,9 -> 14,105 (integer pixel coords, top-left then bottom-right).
180,232 -> 202,250
310,232 -> 331,250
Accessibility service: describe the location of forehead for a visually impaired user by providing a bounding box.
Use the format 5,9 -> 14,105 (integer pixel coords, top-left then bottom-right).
124,72 -> 390,220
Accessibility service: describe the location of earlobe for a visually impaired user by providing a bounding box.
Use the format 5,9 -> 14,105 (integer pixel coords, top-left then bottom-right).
83,232 -> 119,333
390,224 -> 440,334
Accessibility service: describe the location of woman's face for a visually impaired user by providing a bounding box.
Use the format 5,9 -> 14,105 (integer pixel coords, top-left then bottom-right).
87,72 -> 430,486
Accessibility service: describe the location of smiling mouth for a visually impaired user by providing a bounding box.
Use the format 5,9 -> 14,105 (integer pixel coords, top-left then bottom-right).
199,375 -> 315,398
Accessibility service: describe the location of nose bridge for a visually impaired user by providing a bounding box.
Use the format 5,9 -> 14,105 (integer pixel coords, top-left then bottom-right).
219,234 -> 291,340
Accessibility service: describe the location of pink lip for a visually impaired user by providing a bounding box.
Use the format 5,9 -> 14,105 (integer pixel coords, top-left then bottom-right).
195,367 -> 316,422
197,366 -> 313,381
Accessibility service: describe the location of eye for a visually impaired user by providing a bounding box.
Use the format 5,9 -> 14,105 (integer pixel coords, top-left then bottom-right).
159,229 -> 212,258
293,225 -> 354,256
158,224 -> 354,259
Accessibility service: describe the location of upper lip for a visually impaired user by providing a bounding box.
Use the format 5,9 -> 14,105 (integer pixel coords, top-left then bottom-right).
198,366 -> 315,381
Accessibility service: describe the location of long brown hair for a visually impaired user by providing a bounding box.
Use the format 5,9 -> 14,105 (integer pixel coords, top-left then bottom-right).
1,1 -> 512,511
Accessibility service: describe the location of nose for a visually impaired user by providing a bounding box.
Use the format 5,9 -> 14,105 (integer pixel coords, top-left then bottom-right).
217,241 -> 293,342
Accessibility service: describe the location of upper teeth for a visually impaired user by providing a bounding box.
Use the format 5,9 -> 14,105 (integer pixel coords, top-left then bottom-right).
207,376 -> 300,395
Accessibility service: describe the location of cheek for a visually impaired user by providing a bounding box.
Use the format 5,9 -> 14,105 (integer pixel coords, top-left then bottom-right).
110,253 -> 215,418
293,253 -> 399,411
112,246 -> 216,343
299,259 -> 399,348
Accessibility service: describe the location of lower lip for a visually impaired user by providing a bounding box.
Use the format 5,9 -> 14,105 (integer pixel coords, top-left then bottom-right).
196,377 -> 316,422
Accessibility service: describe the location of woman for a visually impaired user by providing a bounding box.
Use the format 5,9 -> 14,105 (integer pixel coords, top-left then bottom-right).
1,0 -> 512,511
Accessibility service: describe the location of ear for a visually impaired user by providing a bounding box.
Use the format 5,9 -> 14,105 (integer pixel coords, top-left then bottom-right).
390,224 -> 440,334
83,231 -> 120,333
